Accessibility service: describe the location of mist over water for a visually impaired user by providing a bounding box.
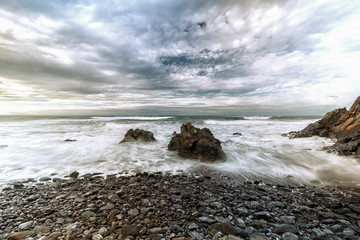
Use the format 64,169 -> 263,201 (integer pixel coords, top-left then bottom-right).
0,115 -> 359,187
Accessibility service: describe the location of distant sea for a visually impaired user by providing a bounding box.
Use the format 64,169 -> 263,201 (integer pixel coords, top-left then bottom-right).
1,115 -> 359,187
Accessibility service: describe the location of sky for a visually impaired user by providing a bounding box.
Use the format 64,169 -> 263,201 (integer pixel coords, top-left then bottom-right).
0,0 -> 359,115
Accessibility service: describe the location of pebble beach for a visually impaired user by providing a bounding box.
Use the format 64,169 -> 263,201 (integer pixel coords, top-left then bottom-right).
1,172 -> 360,240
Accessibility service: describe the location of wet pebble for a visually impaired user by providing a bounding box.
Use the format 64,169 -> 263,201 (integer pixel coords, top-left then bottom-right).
0,172 -> 359,239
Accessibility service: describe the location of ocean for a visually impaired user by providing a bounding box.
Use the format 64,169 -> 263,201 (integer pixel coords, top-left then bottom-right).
0,115 -> 359,187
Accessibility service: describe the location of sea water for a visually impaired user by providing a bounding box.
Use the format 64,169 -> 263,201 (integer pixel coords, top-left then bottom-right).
0,115 -> 359,187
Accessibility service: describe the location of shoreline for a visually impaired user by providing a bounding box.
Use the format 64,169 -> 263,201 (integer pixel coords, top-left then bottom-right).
1,172 -> 360,240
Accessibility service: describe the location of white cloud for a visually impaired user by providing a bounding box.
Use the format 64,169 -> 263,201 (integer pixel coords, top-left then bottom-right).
0,0 -> 359,114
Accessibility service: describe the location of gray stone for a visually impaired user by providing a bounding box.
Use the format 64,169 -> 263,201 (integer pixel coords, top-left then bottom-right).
208,222 -> 238,235
81,211 -> 96,220
280,216 -> 296,225
99,227 -> 107,236
121,225 -> 139,237
329,224 -> 343,232
108,194 -> 120,202
27,195 -> 39,201
66,222 -> 79,230
268,201 -> 285,209
273,224 -> 298,235
312,228 -> 325,239
235,207 -> 249,215
188,223 -> 199,230
69,171 -> 79,179
254,211 -> 272,220
189,231 -> 205,240
343,229 -> 355,236
39,177 -> 51,181
150,227 -> 163,233
100,203 -> 114,211
236,218 -> 246,228
34,225 -> 50,233
228,235 -> 244,240
249,233 -> 267,240
281,232 -> 298,240
92,234 -> 103,240
18,221 -> 34,230
128,208 -> 139,217
198,216 -> 216,224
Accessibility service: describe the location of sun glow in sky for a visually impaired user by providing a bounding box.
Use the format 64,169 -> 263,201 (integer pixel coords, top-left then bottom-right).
0,0 -> 359,115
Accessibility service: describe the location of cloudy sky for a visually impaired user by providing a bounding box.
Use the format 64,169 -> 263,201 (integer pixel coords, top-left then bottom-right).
0,0 -> 359,115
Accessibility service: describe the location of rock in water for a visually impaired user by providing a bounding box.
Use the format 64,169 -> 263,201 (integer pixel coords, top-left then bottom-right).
119,129 -> 156,143
286,96 -> 360,157
168,122 -> 227,162
69,171 -> 79,179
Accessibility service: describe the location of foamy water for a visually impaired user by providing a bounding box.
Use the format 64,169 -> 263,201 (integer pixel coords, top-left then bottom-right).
0,115 -> 359,187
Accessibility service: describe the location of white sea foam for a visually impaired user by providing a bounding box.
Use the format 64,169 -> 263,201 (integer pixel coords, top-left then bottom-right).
243,116 -> 272,120
0,116 -> 359,187
91,116 -> 175,121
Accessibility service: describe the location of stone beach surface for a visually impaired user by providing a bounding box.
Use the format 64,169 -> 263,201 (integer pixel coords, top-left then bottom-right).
1,172 -> 360,240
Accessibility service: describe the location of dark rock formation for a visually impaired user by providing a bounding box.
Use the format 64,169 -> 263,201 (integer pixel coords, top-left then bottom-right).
168,122 -> 227,162
119,129 -> 156,143
287,96 -> 360,157
233,133 -> 242,136
69,171 -> 80,179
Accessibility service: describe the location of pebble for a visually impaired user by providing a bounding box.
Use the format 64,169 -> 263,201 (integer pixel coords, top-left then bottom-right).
18,221 -> 34,231
272,224 -> 298,235
127,208 -> 139,216
92,233 -> 103,240
98,227 -> 107,236
1,172 -> 359,239
69,171 -> 79,179
39,177 -> 51,181
282,232 -> 298,240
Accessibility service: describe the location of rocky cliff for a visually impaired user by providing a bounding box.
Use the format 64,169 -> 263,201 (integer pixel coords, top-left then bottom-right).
287,96 -> 360,157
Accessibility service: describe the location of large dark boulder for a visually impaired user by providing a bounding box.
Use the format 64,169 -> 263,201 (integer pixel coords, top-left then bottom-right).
168,122 -> 227,162
287,96 -> 360,157
120,129 -> 156,143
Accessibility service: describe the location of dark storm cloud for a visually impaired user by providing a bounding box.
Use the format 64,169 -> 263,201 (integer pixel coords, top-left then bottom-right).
0,0 -> 359,113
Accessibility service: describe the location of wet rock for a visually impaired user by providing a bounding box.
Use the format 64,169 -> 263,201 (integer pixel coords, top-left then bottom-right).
34,225 -> 50,233
82,210 -> 96,220
286,96 -> 360,157
7,231 -> 34,240
47,232 -> 62,240
121,225 -> 139,237
98,227 -> 107,236
312,228 -> 325,239
69,171 -> 79,179
249,234 -> 267,240
128,208 -> 139,216
208,222 -> 238,235
168,122 -> 227,162
100,203 -> 114,210
281,232 -> 298,240
198,216 -> 217,224
92,234 -> 103,240
119,129 -> 156,143
228,235 -> 244,240
273,224 -> 298,235
39,177 -> 51,181
1,172 -> 360,240
18,221 -> 34,230
254,211 -> 272,220
279,216 -> 296,225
